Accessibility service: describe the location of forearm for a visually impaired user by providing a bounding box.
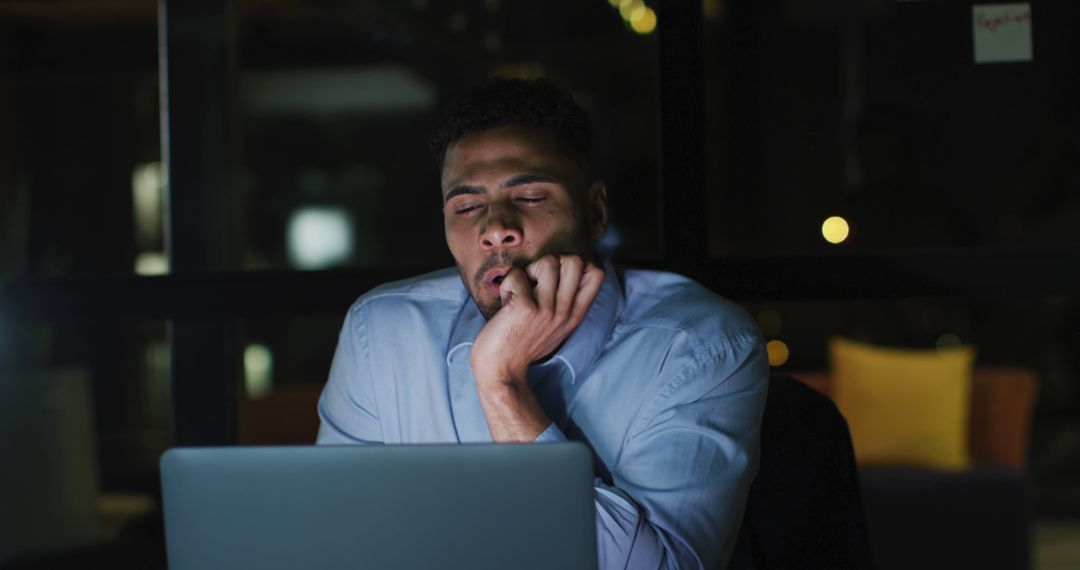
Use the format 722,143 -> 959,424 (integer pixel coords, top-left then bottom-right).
529,424 -> 684,569
475,379 -> 551,442
594,485 -> 680,570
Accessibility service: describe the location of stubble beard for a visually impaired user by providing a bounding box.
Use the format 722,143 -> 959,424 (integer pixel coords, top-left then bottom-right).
456,229 -> 593,321
462,249 -> 518,320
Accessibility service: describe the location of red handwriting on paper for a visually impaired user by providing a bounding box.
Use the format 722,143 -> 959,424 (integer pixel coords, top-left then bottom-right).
976,8 -> 1032,32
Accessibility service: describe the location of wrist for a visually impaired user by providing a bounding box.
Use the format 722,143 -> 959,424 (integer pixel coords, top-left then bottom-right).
474,381 -> 549,443
470,358 -> 527,388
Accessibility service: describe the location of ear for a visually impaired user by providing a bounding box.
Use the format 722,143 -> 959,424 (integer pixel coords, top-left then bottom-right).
587,181 -> 609,239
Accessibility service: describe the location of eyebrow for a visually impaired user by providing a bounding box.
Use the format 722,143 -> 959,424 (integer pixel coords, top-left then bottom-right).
503,173 -> 559,188
443,173 -> 561,204
443,185 -> 483,204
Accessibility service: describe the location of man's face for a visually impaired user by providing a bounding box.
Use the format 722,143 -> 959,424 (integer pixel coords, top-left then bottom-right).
441,125 -> 607,319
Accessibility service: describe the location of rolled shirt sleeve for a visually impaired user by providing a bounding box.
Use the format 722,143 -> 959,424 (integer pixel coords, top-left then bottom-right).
534,337 -> 768,570
317,305 -> 384,445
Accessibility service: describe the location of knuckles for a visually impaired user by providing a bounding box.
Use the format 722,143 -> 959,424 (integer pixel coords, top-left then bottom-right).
485,254 -> 599,364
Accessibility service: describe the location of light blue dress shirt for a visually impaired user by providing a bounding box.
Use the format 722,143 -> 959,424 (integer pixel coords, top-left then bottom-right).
317,260 -> 768,569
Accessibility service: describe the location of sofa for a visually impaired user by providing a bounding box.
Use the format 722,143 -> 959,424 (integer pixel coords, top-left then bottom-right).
791,367 -> 1039,570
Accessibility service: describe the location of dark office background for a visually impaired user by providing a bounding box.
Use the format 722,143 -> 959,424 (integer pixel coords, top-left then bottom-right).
0,0 -> 1078,568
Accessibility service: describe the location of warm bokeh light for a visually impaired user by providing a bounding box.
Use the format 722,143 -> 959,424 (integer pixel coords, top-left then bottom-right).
631,7 -> 657,34
821,215 -> 850,244
609,0 -> 656,36
766,340 -> 790,367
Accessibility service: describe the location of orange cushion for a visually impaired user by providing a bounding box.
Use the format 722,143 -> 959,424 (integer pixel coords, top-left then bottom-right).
969,368 -> 1037,470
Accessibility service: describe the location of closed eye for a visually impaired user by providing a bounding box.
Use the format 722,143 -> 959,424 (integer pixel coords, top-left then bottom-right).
516,196 -> 546,204
455,204 -> 483,214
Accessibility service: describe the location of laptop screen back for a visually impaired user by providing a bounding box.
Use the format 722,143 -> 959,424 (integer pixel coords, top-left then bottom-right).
160,443 -> 597,570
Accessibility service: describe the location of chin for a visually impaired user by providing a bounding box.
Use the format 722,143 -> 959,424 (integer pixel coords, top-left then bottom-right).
473,295 -> 501,320
459,276 -> 499,320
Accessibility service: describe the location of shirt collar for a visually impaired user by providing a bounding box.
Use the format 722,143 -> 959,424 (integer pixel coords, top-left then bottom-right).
446,257 -> 624,384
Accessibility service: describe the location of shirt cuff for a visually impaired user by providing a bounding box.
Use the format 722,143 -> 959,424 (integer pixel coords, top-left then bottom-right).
532,422 -> 568,443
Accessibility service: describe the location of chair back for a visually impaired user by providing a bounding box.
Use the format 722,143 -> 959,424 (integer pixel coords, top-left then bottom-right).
730,375 -> 873,569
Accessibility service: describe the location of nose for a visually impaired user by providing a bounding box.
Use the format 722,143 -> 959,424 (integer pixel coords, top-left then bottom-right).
479,204 -> 522,250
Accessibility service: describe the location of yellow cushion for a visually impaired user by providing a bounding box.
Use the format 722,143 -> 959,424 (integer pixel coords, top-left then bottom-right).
830,337 -> 975,469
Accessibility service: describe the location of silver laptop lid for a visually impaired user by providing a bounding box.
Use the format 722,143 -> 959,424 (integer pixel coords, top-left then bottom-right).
161,443 -> 597,570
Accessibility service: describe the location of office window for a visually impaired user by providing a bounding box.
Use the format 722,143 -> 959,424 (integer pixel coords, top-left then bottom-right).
704,0 -> 1080,256
0,4 -> 160,277
236,0 -> 663,271
0,318 -> 169,564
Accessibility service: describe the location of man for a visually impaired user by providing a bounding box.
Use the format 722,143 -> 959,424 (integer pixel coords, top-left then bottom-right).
317,78 -> 768,569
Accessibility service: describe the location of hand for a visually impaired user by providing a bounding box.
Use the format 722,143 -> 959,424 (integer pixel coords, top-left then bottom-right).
470,255 -> 605,386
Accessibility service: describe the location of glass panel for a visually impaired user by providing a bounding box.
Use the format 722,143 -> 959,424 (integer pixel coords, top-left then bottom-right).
0,318 -> 169,566
705,0 -> 1080,256
0,3 -> 161,277
237,314 -> 341,445
237,0 -> 662,270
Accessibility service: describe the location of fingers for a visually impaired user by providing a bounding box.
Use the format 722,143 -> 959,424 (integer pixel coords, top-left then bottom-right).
555,255 -> 584,323
482,255 -> 604,371
525,256 -> 560,313
567,262 -> 604,329
499,267 -> 536,309
517,254 -> 601,334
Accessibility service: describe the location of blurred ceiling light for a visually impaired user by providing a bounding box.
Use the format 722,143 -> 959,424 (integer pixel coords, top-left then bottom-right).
619,0 -> 643,21
131,162 -> 164,250
766,340 -> 790,367
610,0 -> 657,35
821,215 -> 850,244
631,7 -> 657,34
286,206 -> 355,270
135,252 -> 168,276
244,343 -> 274,399
244,66 -> 436,116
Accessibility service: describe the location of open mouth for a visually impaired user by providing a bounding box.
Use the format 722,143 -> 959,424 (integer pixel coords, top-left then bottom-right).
482,267 -> 511,291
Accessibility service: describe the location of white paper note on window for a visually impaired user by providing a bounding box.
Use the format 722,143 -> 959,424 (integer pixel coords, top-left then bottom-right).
973,3 -> 1033,64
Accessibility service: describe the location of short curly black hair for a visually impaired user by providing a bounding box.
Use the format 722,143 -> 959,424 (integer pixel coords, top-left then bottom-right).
428,77 -> 593,173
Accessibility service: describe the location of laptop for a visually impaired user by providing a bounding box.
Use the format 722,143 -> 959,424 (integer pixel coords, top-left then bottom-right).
160,443 -> 597,570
